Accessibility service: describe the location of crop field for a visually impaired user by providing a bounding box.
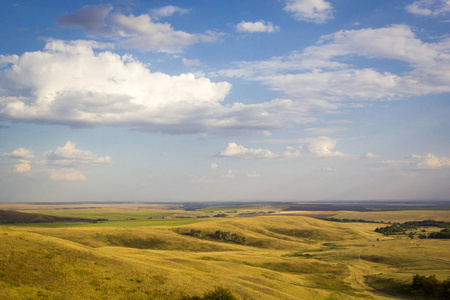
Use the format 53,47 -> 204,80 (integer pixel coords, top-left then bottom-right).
0,202 -> 449,299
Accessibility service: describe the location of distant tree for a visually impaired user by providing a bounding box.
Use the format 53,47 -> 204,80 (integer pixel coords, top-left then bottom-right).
181,286 -> 237,300
412,274 -> 425,290
213,214 -> 228,218
411,274 -> 446,298
428,228 -> 450,239
442,277 -> 450,299
422,275 -> 441,297
202,286 -> 237,300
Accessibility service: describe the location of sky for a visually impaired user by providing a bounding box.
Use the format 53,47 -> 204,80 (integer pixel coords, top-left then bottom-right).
1,0 -> 449,203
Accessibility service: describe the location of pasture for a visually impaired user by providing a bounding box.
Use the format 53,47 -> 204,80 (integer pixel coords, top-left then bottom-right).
0,202 -> 449,299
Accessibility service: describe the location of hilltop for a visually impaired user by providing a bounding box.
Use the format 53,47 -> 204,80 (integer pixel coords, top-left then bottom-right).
0,209 -> 93,224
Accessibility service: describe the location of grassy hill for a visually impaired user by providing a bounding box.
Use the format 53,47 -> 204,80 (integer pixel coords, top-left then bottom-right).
1,204 -> 449,299
0,209 -> 93,224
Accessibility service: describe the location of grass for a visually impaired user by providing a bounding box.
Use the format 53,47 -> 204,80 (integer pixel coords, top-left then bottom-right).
0,203 -> 449,299
333,210 -> 450,222
8,218 -> 203,228
13,210 -> 177,221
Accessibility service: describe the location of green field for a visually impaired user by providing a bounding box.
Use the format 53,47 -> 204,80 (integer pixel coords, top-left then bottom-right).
0,202 -> 449,299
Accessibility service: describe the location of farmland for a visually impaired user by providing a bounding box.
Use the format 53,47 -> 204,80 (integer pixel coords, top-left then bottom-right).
0,201 -> 449,299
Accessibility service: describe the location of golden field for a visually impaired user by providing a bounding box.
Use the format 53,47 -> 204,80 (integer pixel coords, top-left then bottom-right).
0,202 -> 449,299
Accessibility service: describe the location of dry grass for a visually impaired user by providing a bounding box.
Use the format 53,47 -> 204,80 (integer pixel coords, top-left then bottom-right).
333,210 -> 450,222
0,204 -> 449,299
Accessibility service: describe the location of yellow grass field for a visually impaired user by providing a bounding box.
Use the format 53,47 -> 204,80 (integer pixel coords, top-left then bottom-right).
0,203 -> 449,299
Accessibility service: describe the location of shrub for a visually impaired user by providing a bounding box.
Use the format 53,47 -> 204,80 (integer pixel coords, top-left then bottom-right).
411,274 -> 449,299
203,286 -> 237,300
181,286 -> 237,300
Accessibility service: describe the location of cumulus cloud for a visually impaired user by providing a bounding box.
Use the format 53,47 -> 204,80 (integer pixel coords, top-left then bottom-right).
218,143 -> 302,159
0,40 -> 227,129
0,40 -> 312,135
48,168 -> 86,181
306,136 -> 349,158
380,153 -> 450,174
284,0 -> 334,23
1,141 -> 111,180
413,153 -> 450,169
12,160 -> 32,173
406,0 -> 450,16
219,142 -> 279,159
43,141 -> 111,166
149,5 -> 190,19
2,147 -> 34,159
251,136 -> 355,159
236,20 -> 279,33
56,4 -> 217,53
109,13 -> 219,53
220,25 -> 450,110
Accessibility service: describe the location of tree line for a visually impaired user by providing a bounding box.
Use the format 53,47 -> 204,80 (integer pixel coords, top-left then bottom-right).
411,274 -> 450,299
375,220 -> 450,238
186,229 -> 247,244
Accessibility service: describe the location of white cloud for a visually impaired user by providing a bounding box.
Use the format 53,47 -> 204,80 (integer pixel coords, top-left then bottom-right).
211,163 -> 218,169
221,169 -> 234,178
109,13 -> 219,53
218,143 -> 302,160
56,4 -> 217,53
0,40 -> 312,135
322,167 -> 336,172
406,0 -> 450,16
43,141 -> 111,166
283,146 -> 301,158
236,20 -> 279,33
306,136 -> 350,158
49,168 -> 86,181
284,0 -> 333,23
366,152 -> 380,159
150,6 -> 190,19
413,153 -> 450,169
251,136 -> 354,158
2,142 -> 110,181
2,147 -> 34,159
12,160 -> 31,173
0,40 -> 228,132
182,57 -> 201,66
220,25 -> 450,110
247,171 -> 261,178
380,153 -> 450,174
219,142 -> 279,159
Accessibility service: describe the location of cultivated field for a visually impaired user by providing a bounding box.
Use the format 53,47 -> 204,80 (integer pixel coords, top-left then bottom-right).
0,202 -> 449,299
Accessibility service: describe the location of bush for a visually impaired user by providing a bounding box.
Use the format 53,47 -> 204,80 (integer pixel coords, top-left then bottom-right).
428,228 -> 450,239
181,286 -> 237,300
203,286 -> 237,300
411,274 -> 450,299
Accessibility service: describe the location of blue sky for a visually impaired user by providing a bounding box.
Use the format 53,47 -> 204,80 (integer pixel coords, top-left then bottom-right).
1,0 -> 449,202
